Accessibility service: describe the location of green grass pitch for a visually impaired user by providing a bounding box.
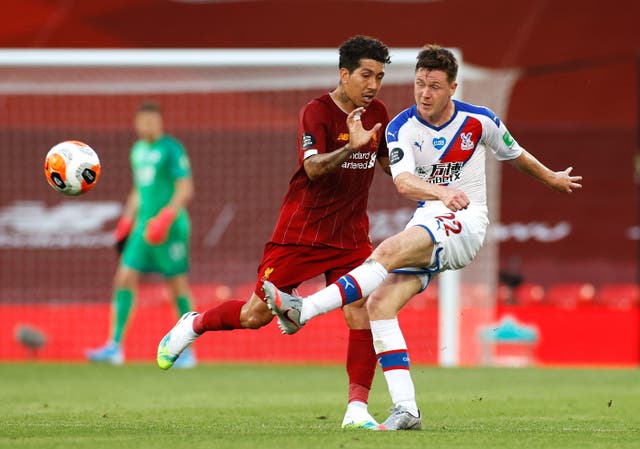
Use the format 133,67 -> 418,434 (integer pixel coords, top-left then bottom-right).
1,363 -> 639,449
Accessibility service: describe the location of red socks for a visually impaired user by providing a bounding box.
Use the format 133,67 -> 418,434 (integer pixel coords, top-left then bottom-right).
346,328 -> 377,404
193,300 -> 244,334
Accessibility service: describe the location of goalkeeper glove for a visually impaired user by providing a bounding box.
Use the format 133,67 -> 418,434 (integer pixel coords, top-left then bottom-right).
113,216 -> 133,254
144,207 -> 177,245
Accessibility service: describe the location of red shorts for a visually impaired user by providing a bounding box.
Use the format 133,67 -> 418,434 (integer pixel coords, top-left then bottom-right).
253,242 -> 373,300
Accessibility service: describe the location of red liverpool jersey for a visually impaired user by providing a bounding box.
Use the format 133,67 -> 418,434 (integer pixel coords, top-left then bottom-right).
270,93 -> 389,249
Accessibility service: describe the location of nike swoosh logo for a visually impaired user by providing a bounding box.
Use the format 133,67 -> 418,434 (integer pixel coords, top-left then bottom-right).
282,310 -> 300,328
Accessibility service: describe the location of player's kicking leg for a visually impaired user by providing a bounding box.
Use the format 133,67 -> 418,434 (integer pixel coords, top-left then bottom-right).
264,260 -> 389,334
157,312 -> 200,370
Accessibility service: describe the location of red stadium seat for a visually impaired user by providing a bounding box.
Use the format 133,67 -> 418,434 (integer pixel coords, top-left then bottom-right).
497,282 -> 545,306
595,284 -> 640,310
232,281 -> 259,301
514,283 -> 546,306
191,283 -> 233,308
545,283 -> 595,309
137,282 -> 170,306
136,282 -> 233,308
496,284 -> 512,305
459,283 -> 491,307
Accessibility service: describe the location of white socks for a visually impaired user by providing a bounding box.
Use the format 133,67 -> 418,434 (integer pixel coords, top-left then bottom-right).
371,318 -> 418,416
347,401 -> 368,412
300,259 -> 388,323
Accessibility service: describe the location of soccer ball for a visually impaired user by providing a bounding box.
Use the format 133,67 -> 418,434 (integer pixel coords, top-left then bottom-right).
44,141 -> 101,196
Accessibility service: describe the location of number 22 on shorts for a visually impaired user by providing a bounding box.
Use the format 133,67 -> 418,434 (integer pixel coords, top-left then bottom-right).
435,213 -> 462,236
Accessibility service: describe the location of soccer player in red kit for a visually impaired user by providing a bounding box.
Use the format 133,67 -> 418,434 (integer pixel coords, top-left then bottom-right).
157,35 -> 392,428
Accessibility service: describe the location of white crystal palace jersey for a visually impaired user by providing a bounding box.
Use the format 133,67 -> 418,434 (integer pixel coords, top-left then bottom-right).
386,99 -> 523,206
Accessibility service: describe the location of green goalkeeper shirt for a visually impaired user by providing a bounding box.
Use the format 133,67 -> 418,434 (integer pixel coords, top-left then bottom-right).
130,134 -> 191,223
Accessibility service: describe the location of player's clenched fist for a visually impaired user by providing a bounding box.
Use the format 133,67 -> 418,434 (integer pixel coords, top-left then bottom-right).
439,186 -> 470,212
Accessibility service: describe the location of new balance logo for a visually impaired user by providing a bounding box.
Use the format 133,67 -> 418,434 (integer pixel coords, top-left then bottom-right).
283,310 -> 300,329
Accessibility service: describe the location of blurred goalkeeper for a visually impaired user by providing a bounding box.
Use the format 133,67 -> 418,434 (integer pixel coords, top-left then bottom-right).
157,35 -> 391,429
86,100 -> 196,368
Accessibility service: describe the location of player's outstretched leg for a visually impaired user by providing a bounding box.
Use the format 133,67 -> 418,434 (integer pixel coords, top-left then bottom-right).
376,406 -> 422,431
157,312 -> 200,370
262,281 -> 304,334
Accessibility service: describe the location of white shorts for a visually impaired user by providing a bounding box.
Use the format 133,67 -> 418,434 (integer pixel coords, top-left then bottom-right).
393,202 -> 489,288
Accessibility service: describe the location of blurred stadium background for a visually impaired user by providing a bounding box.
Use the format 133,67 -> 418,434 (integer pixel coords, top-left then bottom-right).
0,0 -> 637,367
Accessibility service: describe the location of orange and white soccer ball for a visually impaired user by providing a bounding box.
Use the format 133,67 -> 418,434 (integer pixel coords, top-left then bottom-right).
44,141 -> 101,196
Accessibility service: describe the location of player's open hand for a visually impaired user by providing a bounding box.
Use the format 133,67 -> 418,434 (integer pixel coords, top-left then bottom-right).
551,167 -> 583,194
346,107 -> 381,152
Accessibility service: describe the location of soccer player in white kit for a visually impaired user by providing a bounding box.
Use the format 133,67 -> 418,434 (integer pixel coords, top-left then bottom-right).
264,44 -> 582,430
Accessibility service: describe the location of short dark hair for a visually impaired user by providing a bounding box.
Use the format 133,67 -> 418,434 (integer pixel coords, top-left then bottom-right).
136,100 -> 162,114
415,44 -> 458,83
338,35 -> 391,73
